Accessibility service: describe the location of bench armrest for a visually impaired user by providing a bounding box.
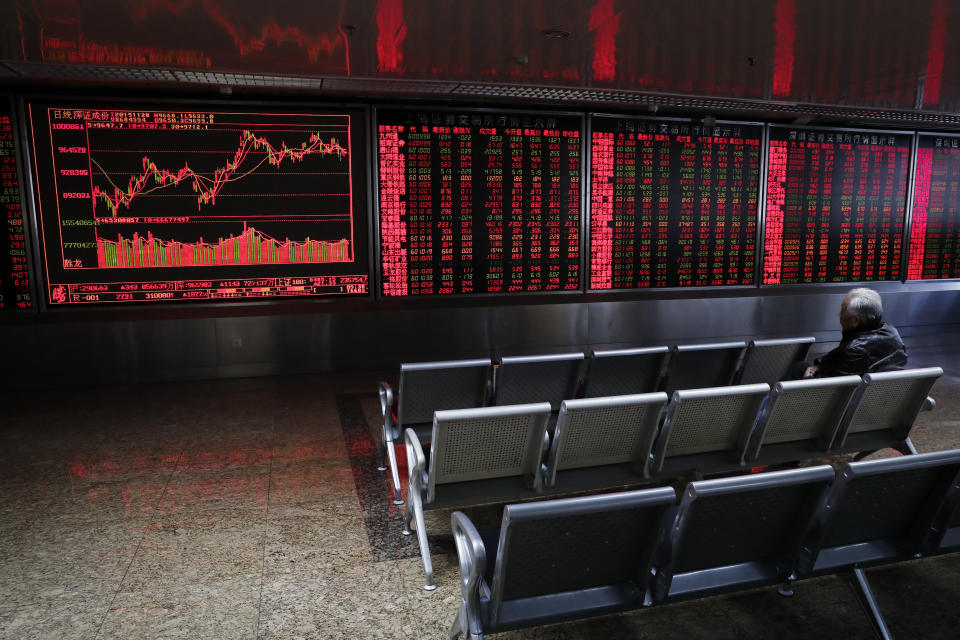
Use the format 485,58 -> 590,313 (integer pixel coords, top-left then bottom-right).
451,511 -> 488,639
378,382 -> 399,443
404,427 -> 429,490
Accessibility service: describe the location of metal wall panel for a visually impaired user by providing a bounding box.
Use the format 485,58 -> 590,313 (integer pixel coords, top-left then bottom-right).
3,286 -> 959,388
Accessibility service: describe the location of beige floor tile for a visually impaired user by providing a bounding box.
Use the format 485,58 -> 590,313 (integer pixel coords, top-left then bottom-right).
257,561 -> 417,640
119,510 -> 266,592
100,575 -> 261,640
0,588 -> 114,640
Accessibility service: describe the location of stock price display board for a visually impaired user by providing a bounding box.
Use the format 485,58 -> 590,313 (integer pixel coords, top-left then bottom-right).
377,108 -> 582,296
590,116 -> 761,289
908,134 -> 960,280
763,127 -> 911,284
28,103 -> 369,305
1,99 -> 33,311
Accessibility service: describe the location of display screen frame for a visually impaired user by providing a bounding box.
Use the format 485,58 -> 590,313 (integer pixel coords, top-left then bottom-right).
585,113 -> 766,294
760,123 -> 915,288
0,94 -> 40,314
21,94 -> 376,311
371,104 -> 588,300
906,130 -> 960,282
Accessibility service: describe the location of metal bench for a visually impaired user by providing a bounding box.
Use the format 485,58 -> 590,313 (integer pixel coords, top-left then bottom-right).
450,448 -> 960,638
650,465 -> 835,603
378,359 -> 492,504
735,336 -> 816,385
650,383 -> 770,478
493,352 -> 585,410
746,375 -> 861,467
543,392 -> 669,492
661,341 -> 747,396
403,402 -> 552,590
581,346 -> 669,398
449,486 -> 678,639
794,449 -> 960,639
832,367 -> 944,457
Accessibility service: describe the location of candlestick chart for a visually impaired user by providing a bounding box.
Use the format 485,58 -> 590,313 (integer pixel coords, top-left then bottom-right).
28,104 -> 370,305
92,129 -> 348,216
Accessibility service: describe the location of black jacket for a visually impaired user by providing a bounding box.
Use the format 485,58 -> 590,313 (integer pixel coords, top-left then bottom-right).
815,321 -> 908,377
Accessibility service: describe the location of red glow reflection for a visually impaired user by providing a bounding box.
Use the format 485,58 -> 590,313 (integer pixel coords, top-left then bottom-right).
772,0 -> 795,98
23,0 -> 349,71
589,0 -> 621,83
376,0 -> 406,73
924,0 -> 948,107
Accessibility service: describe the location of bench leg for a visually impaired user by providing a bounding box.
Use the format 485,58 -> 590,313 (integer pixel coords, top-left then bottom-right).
402,489 -> 437,590
449,602 -> 483,639
384,441 -> 404,505
895,438 -> 918,456
851,567 -> 894,640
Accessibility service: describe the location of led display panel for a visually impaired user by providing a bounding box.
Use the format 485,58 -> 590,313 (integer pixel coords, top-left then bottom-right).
589,116 -> 761,289
27,102 -> 370,305
908,134 -> 960,280
0,99 -> 34,311
763,127 -> 911,285
377,108 -> 582,296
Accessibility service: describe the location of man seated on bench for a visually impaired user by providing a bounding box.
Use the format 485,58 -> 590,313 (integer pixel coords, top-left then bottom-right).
799,287 -> 908,378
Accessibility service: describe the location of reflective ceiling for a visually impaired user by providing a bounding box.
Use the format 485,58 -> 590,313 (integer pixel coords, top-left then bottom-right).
1,0 -> 958,115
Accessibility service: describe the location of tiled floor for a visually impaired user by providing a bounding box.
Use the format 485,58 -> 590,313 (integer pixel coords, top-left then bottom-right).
1,368 -> 959,639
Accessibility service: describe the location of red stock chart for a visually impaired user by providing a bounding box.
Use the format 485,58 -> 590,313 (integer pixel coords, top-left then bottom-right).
28,104 -> 369,304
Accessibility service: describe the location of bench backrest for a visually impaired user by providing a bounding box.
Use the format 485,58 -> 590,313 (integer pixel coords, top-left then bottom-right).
581,347 -> 669,398
832,367 -> 943,452
495,353 -> 585,410
427,403 -> 551,502
746,375 -> 861,464
737,337 -> 816,385
486,487 -> 678,629
651,465 -> 835,602
397,359 -> 492,427
663,341 -> 747,396
650,383 -> 769,476
797,448 -> 960,575
931,490 -> 960,554
545,392 -> 669,486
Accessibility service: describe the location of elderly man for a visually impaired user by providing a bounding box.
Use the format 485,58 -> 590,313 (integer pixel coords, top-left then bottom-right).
803,288 -> 908,378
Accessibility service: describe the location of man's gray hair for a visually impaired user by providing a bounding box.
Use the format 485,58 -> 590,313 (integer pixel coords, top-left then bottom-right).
845,287 -> 883,325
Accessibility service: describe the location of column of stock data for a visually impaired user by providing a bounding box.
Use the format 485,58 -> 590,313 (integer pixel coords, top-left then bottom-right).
0,101 -> 33,311
589,117 -> 761,289
763,128 -> 911,284
908,135 -> 960,280
377,109 -> 582,296
27,104 -> 369,305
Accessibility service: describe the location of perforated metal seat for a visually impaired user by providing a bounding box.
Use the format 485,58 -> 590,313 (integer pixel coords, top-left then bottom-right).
544,392 -> 668,491
746,375 -> 861,466
662,341 -> 747,396
378,358 -> 492,504
403,403 -> 551,590
650,383 -> 769,478
650,465 -> 835,603
736,336 -> 816,385
449,487 -> 678,639
494,353 -> 585,410
581,346 -> 669,398
831,367 -> 943,456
